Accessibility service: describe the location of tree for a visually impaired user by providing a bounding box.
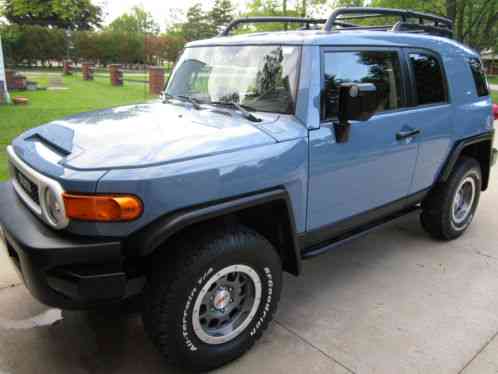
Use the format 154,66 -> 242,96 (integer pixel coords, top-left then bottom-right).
0,23 -> 66,66
243,0 -> 305,31
162,33 -> 186,63
1,0 -> 103,30
108,6 -> 160,35
181,4 -> 215,41
209,0 -> 235,33
371,0 -> 498,51
72,30 -> 102,62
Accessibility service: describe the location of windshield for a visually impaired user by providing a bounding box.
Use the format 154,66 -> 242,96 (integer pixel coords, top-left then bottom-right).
166,45 -> 301,114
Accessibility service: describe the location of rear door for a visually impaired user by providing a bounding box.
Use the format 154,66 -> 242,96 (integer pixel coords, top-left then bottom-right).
403,49 -> 453,194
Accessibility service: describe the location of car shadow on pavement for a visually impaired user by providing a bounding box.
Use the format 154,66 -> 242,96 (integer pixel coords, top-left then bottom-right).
76,305 -> 184,374
1,213 -> 495,374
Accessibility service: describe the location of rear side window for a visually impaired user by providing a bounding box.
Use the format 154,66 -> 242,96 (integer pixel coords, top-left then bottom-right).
322,50 -> 403,120
409,53 -> 446,105
468,58 -> 489,97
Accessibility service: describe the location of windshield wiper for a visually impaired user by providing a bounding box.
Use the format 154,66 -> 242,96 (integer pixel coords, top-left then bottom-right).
208,101 -> 262,123
163,93 -> 202,110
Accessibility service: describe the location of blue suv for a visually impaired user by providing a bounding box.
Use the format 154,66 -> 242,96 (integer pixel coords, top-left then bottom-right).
0,8 -> 496,371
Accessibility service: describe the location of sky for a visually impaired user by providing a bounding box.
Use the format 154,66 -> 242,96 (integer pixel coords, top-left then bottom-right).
94,0 -> 251,29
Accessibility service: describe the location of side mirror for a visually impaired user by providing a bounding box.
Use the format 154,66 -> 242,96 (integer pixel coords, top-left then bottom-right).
338,83 -> 378,123
334,83 -> 378,143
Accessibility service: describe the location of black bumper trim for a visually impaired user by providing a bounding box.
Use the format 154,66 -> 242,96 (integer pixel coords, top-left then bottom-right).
0,181 -> 143,309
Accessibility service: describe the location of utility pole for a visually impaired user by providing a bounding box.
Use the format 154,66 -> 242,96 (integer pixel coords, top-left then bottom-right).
0,36 -> 11,104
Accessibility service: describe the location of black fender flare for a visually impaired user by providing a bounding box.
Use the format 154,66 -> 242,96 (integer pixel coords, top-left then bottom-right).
439,131 -> 494,189
127,188 -> 302,275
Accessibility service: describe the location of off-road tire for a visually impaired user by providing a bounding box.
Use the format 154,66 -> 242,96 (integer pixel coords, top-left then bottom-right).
142,224 -> 282,372
420,156 -> 481,240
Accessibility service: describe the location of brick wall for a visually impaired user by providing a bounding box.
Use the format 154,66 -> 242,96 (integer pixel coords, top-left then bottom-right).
5,69 -> 26,90
149,67 -> 165,96
109,64 -> 123,86
82,63 -> 94,81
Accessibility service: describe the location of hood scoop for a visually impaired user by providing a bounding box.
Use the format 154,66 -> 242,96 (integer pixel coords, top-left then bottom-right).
25,124 -> 75,156
25,133 -> 71,157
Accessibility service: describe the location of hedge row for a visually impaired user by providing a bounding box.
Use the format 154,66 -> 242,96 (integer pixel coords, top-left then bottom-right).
0,24 -> 185,67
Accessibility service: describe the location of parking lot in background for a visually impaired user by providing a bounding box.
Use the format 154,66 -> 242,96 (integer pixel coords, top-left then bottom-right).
0,133 -> 497,374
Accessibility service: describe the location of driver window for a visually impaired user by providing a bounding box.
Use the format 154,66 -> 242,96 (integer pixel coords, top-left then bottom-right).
322,50 -> 403,120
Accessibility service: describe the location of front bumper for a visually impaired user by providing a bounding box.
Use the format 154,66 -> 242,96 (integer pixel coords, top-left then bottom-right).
0,182 -> 144,309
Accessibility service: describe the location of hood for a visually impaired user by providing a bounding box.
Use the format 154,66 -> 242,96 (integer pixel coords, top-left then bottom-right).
13,102 -> 279,171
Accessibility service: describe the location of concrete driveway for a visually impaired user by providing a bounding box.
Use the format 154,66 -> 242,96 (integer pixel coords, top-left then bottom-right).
1,139 -> 498,374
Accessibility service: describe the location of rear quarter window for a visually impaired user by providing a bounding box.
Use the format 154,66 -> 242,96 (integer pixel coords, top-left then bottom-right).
408,53 -> 447,105
468,58 -> 489,97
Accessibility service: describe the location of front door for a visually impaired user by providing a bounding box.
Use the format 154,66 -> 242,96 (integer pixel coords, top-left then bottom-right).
307,47 -> 419,233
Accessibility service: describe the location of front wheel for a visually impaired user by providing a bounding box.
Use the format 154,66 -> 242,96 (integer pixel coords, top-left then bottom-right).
142,224 -> 282,372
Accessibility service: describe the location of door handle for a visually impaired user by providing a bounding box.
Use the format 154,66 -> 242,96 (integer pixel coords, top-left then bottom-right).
396,128 -> 421,140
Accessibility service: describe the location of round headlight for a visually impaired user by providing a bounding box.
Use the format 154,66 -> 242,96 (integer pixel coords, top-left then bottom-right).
44,188 -> 65,226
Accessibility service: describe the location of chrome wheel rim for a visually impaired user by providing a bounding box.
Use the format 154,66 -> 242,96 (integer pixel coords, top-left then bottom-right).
452,176 -> 476,225
192,265 -> 262,345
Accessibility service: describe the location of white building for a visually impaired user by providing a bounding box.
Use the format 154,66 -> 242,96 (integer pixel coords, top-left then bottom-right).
0,35 -> 10,103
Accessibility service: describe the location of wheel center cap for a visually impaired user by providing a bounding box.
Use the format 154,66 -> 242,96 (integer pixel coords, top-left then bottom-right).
213,288 -> 231,310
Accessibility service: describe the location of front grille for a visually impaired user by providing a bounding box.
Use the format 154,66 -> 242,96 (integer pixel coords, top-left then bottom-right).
7,145 -> 69,229
13,166 -> 40,205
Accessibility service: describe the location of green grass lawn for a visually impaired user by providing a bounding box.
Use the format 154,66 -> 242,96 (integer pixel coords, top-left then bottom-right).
0,74 -> 154,181
488,75 -> 498,85
492,91 -> 498,103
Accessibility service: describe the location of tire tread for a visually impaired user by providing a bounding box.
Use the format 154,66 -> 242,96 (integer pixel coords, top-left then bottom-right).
142,224 -> 280,371
421,156 -> 481,240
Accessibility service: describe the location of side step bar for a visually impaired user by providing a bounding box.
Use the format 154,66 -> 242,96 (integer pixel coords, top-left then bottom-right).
301,206 -> 421,259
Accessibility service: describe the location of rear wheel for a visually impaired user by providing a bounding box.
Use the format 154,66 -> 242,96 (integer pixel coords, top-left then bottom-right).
421,157 -> 481,240
142,224 -> 282,372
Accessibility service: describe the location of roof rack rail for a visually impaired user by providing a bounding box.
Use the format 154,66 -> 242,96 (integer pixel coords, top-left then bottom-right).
218,8 -> 453,39
219,17 -> 328,37
324,7 -> 453,38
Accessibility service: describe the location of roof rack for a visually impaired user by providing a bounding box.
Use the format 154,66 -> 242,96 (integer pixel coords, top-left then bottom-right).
219,7 -> 453,39
218,17 -> 329,37
324,7 -> 453,38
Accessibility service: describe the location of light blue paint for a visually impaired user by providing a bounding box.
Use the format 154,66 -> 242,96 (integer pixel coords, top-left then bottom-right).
8,30 -> 493,240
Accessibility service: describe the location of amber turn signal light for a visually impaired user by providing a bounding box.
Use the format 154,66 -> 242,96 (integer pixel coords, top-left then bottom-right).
62,193 -> 143,222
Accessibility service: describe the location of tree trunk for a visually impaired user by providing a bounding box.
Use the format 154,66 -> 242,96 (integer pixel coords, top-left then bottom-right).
446,0 -> 457,21
456,0 -> 465,42
465,1 -> 475,47
283,0 -> 287,30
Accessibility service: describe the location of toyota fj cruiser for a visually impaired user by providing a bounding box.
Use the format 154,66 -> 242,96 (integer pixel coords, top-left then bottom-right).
1,7 -> 497,372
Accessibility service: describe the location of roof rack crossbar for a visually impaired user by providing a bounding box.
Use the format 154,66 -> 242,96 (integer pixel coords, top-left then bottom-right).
391,21 -> 453,38
219,17 -> 326,37
331,24 -> 453,38
335,13 -> 407,21
336,25 -> 399,31
324,7 -> 453,37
